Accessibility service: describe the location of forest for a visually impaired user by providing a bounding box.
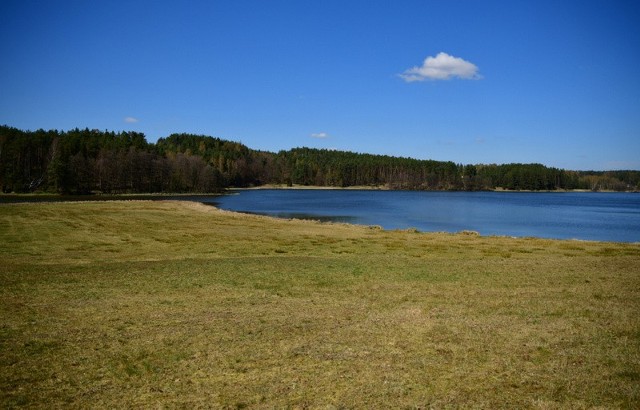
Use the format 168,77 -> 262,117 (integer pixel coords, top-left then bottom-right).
1,125 -> 638,194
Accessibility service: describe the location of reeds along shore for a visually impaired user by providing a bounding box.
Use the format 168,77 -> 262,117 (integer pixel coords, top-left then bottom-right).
1,200 -> 639,408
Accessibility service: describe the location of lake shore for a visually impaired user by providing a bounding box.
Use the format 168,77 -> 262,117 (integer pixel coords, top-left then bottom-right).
232,185 -> 633,192
4,190 -> 638,242
214,189 -> 640,242
231,183 -> 391,190
2,186 -> 635,200
1,200 -> 639,408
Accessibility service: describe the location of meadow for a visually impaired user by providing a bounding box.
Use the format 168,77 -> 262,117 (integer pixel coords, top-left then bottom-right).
1,200 -> 639,408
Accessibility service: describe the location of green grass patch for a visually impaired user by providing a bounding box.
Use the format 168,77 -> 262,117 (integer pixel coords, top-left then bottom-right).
1,200 -> 639,408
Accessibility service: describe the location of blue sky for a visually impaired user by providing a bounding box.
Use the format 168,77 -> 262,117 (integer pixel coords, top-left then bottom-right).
1,0 -> 639,170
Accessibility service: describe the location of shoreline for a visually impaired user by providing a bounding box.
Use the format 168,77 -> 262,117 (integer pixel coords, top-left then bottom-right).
2,197 -> 637,244
230,185 -> 635,193
2,185 -> 637,198
228,184 -> 389,191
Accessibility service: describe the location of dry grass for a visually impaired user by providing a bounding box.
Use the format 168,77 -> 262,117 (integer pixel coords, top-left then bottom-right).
1,200 -> 639,408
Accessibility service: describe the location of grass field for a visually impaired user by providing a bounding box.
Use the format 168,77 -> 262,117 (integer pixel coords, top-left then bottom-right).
1,200 -> 639,408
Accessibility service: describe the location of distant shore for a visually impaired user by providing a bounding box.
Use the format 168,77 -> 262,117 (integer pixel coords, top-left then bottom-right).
230,185 -> 633,193
1,186 -> 636,201
229,184 -> 390,191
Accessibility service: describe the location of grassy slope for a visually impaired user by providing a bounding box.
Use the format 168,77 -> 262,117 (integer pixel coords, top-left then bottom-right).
1,200 -> 639,408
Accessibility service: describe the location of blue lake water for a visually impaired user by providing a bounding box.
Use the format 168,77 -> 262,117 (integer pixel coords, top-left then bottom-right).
204,190 -> 640,242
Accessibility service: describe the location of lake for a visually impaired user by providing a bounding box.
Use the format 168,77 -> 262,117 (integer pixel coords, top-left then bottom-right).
204,190 -> 640,242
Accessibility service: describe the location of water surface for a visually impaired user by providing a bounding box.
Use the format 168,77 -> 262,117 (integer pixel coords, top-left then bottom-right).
207,190 -> 640,242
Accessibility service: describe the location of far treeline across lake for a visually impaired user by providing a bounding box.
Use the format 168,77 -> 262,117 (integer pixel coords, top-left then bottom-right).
1,125 -> 639,194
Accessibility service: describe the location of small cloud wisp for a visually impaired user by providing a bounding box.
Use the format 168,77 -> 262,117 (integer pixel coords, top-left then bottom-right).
124,116 -> 139,123
311,132 -> 329,139
400,52 -> 481,82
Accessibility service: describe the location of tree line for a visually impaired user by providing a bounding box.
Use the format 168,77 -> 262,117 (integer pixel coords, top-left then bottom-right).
1,125 -> 638,194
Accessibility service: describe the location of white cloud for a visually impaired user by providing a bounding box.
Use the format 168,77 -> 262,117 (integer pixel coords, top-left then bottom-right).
124,116 -> 139,123
399,52 -> 481,82
311,132 -> 329,138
